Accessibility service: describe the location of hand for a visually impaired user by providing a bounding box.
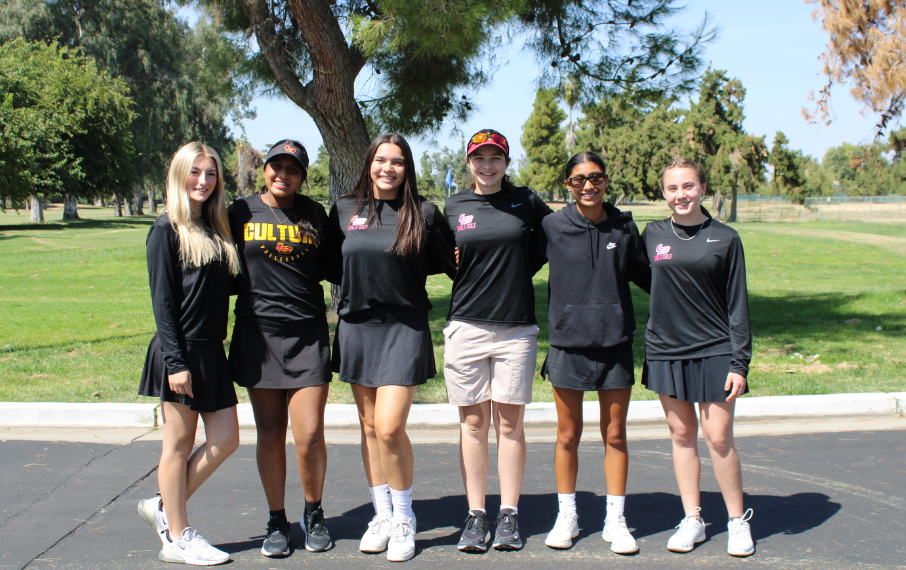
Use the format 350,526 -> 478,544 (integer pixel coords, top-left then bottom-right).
454,246 -> 460,267
724,372 -> 747,402
168,370 -> 194,399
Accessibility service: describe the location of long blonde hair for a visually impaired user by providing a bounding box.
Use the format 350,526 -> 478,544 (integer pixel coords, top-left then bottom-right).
164,142 -> 240,274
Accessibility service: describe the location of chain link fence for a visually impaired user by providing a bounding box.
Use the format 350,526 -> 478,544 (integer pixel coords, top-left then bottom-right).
734,195 -> 906,224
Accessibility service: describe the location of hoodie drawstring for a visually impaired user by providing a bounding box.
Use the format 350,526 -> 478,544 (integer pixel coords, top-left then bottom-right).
585,218 -> 599,268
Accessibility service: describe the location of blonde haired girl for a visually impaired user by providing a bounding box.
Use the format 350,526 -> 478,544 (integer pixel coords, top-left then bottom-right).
137,142 -> 241,566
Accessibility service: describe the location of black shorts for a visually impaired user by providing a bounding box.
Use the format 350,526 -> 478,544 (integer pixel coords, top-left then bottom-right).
228,319 -> 331,390
331,315 -> 435,387
139,335 -> 238,413
642,354 -> 747,403
541,344 -> 635,392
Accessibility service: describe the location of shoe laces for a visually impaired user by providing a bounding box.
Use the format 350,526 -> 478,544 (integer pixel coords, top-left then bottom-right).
495,511 -> 516,533
729,508 -> 753,534
391,518 -> 414,542
266,518 -> 288,537
307,508 -> 326,532
367,512 -> 392,534
608,516 -> 632,536
462,513 -> 486,535
676,507 -> 703,530
554,512 -> 577,529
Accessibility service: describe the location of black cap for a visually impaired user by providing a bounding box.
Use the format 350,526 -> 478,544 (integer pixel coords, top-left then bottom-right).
265,140 -> 309,171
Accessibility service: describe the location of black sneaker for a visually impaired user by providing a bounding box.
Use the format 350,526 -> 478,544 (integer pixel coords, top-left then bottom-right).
457,511 -> 490,552
261,519 -> 291,557
303,508 -> 333,552
492,508 -> 523,551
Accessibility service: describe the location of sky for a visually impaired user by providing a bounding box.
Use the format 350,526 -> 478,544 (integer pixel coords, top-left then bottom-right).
227,0 -> 881,170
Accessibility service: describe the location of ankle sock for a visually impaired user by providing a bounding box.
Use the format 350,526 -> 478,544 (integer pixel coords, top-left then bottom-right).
469,508 -> 487,517
557,493 -> 577,516
369,484 -> 392,516
605,495 -> 625,523
390,486 -> 415,520
500,504 -> 518,515
304,500 -> 321,516
269,509 -> 288,524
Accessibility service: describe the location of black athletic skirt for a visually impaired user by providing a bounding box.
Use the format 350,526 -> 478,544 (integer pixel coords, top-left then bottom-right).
541,344 -> 635,392
139,334 -> 238,413
642,354 -> 747,403
331,314 -> 435,387
229,319 -> 331,389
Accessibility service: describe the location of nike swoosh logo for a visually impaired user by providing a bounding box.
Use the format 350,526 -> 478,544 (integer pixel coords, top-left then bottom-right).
707,238 -> 720,242
607,243 -> 617,249
511,203 -> 520,208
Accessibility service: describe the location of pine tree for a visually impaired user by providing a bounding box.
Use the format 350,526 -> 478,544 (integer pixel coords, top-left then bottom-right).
520,88 -> 568,200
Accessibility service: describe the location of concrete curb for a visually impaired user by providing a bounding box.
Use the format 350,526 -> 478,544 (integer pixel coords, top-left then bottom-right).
3,392 -> 904,429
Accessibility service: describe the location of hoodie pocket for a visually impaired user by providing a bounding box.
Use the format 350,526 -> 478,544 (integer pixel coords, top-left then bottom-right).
553,304 -> 630,348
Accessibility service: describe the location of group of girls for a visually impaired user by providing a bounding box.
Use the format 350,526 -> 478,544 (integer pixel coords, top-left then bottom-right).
136,128 -> 754,566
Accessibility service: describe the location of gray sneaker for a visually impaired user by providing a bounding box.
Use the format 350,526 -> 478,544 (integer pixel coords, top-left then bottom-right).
492,509 -> 523,551
303,508 -> 333,552
261,519 -> 291,557
457,511 -> 490,552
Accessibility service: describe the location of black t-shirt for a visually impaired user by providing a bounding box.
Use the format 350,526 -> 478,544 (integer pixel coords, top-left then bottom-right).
641,217 -> 752,376
443,186 -> 553,325
228,193 -> 334,332
146,214 -> 233,373
328,195 -> 456,322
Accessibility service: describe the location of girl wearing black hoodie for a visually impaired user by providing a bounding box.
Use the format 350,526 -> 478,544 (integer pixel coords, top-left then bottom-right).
538,152 -> 650,554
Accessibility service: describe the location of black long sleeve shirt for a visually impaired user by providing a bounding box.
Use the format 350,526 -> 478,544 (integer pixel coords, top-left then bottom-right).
540,202 -> 650,349
443,186 -> 553,325
641,217 -> 752,376
146,214 -> 232,374
328,195 -> 456,322
228,193 -> 334,332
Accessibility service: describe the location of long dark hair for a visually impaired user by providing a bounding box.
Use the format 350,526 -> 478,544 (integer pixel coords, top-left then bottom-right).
466,128 -> 518,193
261,139 -> 321,245
565,151 -> 608,180
346,133 -> 426,256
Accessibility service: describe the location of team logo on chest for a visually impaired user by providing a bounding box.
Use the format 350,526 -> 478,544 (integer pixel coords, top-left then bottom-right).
456,213 -> 476,231
654,243 -> 673,261
346,214 -> 369,230
243,222 -> 313,262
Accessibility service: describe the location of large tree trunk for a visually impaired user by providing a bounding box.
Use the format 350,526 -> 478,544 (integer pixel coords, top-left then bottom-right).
246,0 -> 372,313
62,194 -> 80,219
113,195 -> 122,217
726,186 -> 738,223
149,183 -> 159,214
29,195 -> 44,223
125,194 -> 134,216
132,185 -> 144,216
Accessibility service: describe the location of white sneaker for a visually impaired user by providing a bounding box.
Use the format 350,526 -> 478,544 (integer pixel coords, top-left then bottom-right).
159,527 -> 230,566
667,507 -> 706,553
727,509 -> 754,557
137,494 -> 168,546
602,516 -> 639,554
544,512 -> 579,549
360,511 -> 393,553
386,516 -> 416,562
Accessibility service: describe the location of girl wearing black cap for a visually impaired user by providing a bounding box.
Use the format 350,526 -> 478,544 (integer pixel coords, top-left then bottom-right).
226,140 -> 338,557
538,152 -> 650,554
641,158 -> 753,557
328,133 -> 455,562
137,142 -> 240,566
442,129 -> 552,552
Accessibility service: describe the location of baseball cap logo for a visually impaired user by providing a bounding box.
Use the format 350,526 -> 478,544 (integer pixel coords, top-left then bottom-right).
284,144 -> 296,153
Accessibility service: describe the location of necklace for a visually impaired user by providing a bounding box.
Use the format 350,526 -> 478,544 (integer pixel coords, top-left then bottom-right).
261,193 -> 293,225
671,218 -> 705,241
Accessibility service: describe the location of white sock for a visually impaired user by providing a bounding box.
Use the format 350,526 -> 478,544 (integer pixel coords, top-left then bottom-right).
606,495 -> 625,523
370,484 -> 392,516
469,508 -> 486,516
557,493 -> 577,516
390,486 -> 415,520
500,504 -> 519,515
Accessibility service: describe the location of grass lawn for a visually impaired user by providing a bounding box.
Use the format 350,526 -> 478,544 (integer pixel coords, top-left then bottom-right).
1,203 -> 904,404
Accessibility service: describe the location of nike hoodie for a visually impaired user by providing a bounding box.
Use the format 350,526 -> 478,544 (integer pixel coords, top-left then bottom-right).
539,202 -> 651,349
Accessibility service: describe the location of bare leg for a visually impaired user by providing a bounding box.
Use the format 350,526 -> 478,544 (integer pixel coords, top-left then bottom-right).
288,384 -> 330,502
351,384 -> 385,487
599,388 -> 631,496
372,385 -> 417,490
659,395 -> 701,517
459,400 -> 491,510
247,388 -> 289,511
493,401 -> 526,507
699,400 -> 744,518
552,387 -> 583,494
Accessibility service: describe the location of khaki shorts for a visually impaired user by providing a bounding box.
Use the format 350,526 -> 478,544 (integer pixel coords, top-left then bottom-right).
443,320 -> 539,406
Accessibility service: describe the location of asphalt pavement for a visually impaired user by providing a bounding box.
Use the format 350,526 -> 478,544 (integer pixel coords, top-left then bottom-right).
1,424 -> 905,570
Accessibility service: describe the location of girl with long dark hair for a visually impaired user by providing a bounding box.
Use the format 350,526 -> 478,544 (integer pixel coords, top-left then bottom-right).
642,158 -> 754,557
227,140 -> 337,557
328,133 -> 455,562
